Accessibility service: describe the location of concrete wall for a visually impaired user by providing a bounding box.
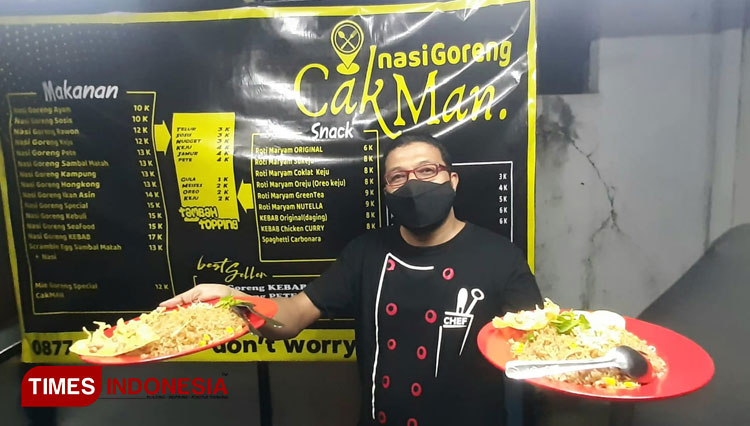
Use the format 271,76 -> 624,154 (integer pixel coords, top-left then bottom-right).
733,16 -> 750,226
535,0 -> 749,317
535,32 -> 717,315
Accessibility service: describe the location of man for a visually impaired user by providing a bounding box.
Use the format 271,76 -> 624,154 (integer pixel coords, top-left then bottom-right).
162,134 -> 542,425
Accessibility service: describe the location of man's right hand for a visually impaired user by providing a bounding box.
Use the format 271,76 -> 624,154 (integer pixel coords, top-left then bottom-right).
159,283 -> 237,308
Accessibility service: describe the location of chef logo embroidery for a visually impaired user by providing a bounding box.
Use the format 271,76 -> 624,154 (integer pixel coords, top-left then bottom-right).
435,287 -> 485,378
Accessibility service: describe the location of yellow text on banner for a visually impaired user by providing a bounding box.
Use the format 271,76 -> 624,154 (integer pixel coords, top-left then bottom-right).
172,113 -> 239,226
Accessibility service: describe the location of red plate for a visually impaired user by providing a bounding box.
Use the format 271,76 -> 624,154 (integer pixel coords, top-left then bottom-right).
477,316 -> 714,400
79,296 -> 277,365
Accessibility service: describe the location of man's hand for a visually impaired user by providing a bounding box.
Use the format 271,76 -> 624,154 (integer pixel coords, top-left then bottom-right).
262,293 -> 321,340
159,283 -> 238,308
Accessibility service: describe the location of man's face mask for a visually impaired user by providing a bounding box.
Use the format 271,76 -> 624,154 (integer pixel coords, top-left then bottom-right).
384,180 -> 456,234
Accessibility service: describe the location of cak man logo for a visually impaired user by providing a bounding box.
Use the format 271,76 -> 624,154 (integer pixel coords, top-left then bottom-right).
331,20 -> 363,75
435,288 -> 485,377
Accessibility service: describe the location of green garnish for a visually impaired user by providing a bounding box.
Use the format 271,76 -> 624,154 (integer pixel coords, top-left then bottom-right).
578,313 -> 590,330
216,296 -> 246,309
550,311 -> 589,334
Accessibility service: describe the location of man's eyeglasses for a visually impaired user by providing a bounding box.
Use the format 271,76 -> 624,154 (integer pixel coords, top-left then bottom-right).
385,163 -> 450,187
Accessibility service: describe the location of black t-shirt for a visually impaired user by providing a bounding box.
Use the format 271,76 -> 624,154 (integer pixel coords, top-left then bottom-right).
304,222 -> 542,426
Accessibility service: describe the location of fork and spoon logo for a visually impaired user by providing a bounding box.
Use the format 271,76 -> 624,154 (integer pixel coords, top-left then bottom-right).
330,20 -> 364,75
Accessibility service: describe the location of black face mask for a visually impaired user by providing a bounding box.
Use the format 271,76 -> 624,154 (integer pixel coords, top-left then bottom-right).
384,180 -> 456,234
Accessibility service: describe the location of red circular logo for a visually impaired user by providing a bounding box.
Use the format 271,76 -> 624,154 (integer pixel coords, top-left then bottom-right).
411,382 -> 422,397
387,339 -> 397,350
385,303 -> 398,316
442,268 -> 455,280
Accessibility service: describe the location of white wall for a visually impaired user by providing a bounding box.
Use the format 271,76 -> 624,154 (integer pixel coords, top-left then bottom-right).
733,25 -> 750,226
535,2 -> 748,316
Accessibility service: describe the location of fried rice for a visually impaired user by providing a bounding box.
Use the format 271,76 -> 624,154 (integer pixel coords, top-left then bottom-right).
495,299 -> 667,389
72,302 -> 245,359
127,302 -> 245,358
510,324 -> 667,389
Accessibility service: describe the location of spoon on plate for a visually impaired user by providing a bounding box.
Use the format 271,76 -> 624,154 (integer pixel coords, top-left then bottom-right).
505,346 -> 653,382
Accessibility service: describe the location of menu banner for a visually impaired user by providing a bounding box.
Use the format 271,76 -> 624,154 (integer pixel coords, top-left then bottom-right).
0,0 -> 537,363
